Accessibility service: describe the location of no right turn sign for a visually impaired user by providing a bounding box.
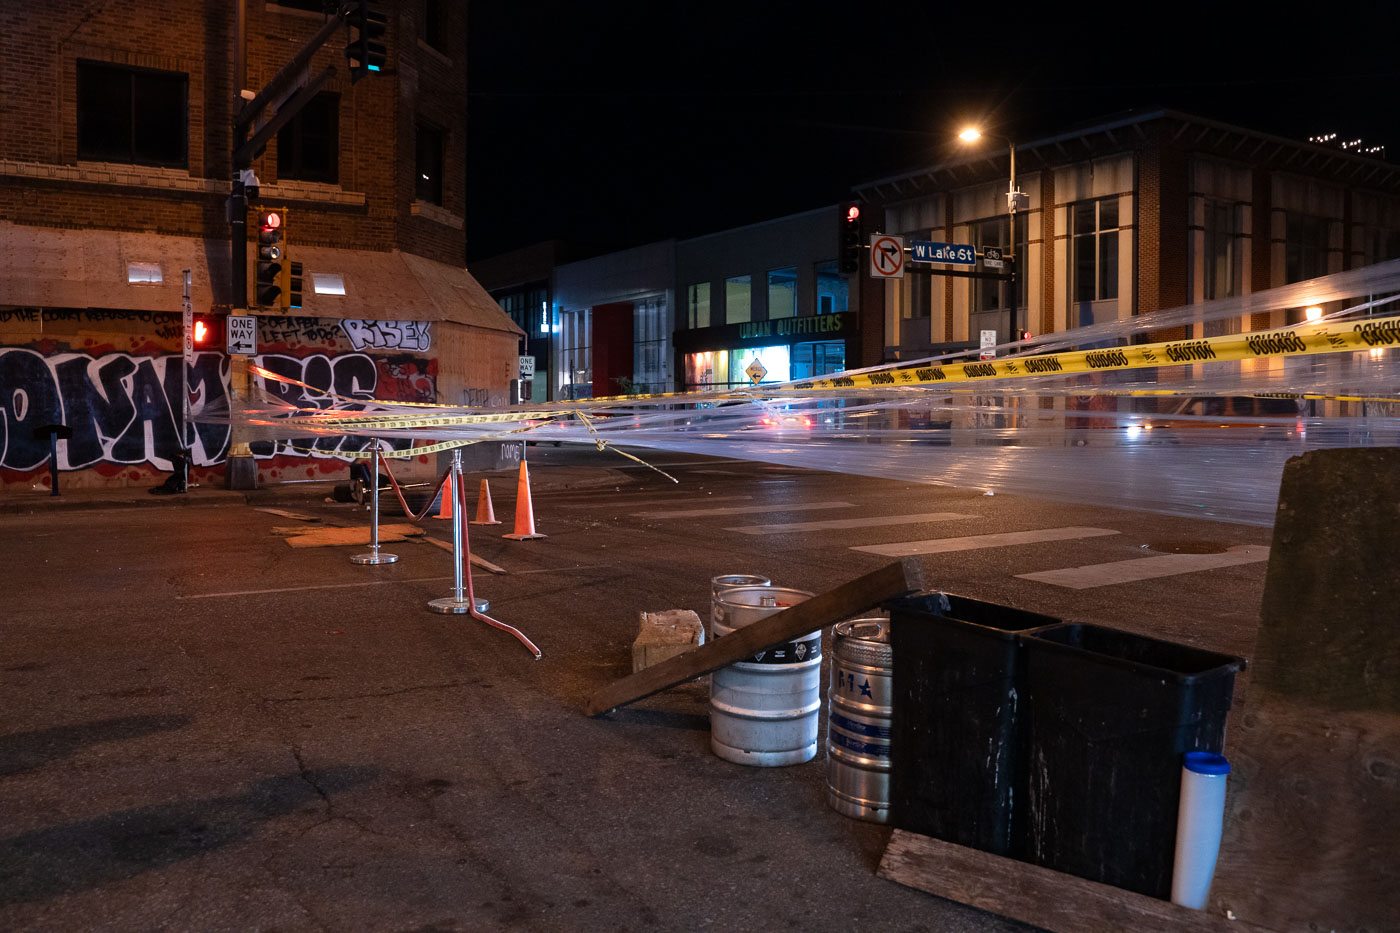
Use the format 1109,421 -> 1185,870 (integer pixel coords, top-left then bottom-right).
870,234 -> 905,278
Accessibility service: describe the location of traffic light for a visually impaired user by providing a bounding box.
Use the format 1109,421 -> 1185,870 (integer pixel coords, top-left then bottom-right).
287,261 -> 304,310
840,202 -> 863,274
345,0 -> 387,83
255,209 -> 283,308
275,212 -> 297,311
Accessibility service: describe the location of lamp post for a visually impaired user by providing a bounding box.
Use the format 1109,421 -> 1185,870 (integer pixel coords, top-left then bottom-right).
959,127 -> 1025,338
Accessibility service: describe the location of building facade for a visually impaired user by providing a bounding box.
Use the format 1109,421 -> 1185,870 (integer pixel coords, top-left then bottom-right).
853,110 -> 1400,365
0,0 -> 522,491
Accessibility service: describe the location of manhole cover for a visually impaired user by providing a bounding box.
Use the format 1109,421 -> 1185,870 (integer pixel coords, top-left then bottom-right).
1142,540 -> 1229,555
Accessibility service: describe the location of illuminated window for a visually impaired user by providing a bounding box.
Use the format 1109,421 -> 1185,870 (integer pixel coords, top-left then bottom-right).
725,274 -> 752,324
126,262 -> 163,285
767,267 -> 796,320
311,273 -> 346,295
686,282 -> 710,329
415,123 -> 444,205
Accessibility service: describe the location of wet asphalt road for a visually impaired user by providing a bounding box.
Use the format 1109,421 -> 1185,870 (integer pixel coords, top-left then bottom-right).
0,446 -> 1273,931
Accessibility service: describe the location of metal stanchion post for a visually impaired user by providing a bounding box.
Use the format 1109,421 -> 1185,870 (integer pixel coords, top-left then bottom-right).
351,441 -> 398,565
429,448 -> 488,614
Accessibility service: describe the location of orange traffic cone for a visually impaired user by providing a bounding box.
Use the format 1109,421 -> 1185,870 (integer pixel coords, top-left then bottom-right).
470,478 -> 501,525
433,473 -> 454,520
502,460 -> 546,540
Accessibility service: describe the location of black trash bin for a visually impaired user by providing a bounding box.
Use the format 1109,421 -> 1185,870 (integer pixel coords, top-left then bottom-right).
1021,623 -> 1244,898
885,593 -> 1063,856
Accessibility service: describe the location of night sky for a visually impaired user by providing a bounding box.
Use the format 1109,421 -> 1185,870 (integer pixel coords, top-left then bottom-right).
465,3 -> 1400,263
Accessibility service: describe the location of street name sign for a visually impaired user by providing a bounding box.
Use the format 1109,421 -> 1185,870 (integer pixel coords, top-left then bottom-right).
911,240 -> 977,265
227,315 -> 256,356
870,234 -> 905,278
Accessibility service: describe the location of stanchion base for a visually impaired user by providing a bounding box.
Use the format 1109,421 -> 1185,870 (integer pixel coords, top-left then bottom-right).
428,596 -> 490,614
351,552 -> 399,565
503,532 -> 546,541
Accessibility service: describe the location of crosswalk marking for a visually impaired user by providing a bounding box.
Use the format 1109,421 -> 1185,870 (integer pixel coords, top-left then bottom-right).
634,501 -> 856,519
1016,545 -> 1270,589
726,512 -> 976,535
560,495 -> 753,510
851,526 -> 1119,557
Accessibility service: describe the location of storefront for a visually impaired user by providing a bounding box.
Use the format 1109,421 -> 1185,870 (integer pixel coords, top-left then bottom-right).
674,311 -> 857,390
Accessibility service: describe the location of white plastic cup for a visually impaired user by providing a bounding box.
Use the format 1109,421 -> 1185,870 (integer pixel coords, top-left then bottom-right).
1170,751 -> 1231,909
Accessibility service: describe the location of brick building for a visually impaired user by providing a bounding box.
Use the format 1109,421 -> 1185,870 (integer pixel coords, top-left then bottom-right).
0,0 -> 522,491
853,110 -> 1400,363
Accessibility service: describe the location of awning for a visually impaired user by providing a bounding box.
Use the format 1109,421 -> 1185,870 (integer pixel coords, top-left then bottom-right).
0,222 -> 524,337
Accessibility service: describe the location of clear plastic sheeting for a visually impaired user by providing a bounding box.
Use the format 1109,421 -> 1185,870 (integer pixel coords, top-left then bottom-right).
209,263 -> 1400,527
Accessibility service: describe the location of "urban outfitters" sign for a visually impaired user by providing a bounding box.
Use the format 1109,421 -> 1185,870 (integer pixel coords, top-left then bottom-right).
738,314 -> 845,342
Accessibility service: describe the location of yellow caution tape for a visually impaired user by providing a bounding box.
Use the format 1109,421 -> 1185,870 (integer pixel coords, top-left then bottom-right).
785,315 -> 1400,392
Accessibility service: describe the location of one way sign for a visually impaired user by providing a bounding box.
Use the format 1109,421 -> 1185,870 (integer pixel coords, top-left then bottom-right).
870,234 -> 905,279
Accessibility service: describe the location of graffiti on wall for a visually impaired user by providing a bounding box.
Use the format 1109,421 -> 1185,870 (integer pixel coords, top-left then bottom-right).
341,319 -> 432,352
0,348 -> 437,473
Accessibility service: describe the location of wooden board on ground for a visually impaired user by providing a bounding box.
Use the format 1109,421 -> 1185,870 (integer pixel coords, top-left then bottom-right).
878,830 -> 1273,933
284,524 -> 425,548
255,507 -> 320,521
421,536 -> 509,574
585,557 -> 924,716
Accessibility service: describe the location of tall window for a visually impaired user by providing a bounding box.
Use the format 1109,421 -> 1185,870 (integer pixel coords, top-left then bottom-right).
725,274 -> 752,324
1363,227 -> 1400,266
1071,198 -> 1120,302
277,92 -> 339,183
767,267 -> 796,319
633,296 -> 668,393
77,61 -> 187,167
969,217 -> 1027,313
686,283 -> 710,329
415,123 -> 444,205
421,0 -> 446,51
815,260 -> 848,314
1202,200 -> 1243,300
1285,214 -> 1331,284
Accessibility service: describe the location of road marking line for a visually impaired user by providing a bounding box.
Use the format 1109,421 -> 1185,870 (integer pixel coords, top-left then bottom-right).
726,512 -> 976,535
634,501 -> 856,519
1016,545 -> 1270,589
851,526 -> 1119,557
560,495 -> 753,509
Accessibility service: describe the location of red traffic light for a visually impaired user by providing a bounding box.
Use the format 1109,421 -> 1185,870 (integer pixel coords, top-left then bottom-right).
259,210 -> 281,231
845,205 -> 861,223
194,319 -> 208,343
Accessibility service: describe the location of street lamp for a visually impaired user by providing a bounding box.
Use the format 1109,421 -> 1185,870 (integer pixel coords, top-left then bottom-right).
959,126 -> 1027,338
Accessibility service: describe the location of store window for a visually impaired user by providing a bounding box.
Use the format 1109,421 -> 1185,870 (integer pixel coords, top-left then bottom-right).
815,260 -> 848,314
792,340 -> 845,380
415,122 -> 444,205
686,282 -> 710,329
735,345 -> 790,384
726,274 -> 752,324
1071,198 -> 1120,302
77,61 -> 188,167
767,267 -> 796,320
685,350 -> 728,389
277,92 -> 339,183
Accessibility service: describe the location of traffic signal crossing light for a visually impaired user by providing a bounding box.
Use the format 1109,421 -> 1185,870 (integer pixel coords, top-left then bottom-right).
840,203 -> 863,274
192,313 -> 223,349
346,0 -> 387,83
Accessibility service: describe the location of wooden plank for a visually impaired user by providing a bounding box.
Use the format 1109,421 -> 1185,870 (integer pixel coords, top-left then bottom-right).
254,507 -> 320,521
421,536 -> 509,574
283,524 -> 424,548
878,830 -> 1276,933
585,558 -> 924,716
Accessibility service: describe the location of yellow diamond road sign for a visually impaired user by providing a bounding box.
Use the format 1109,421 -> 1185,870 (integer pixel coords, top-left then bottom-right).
746,358 -> 768,384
